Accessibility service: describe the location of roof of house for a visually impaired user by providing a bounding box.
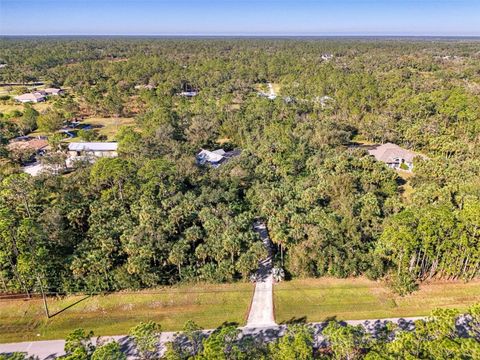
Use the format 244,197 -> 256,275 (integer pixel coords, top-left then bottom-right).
211,149 -> 226,156
7,138 -> 49,152
368,143 -> 417,163
22,162 -> 45,176
224,149 -> 242,158
196,148 -> 241,167
179,91 -> 198,97
134,84 -> 155,90
14,93 -> 45,101
44,88 -> 62,94
68,142 -> 118,152
197,149 -> 225,163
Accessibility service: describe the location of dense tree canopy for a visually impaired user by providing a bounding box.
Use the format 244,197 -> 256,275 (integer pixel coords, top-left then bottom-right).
0,38 -> 479,294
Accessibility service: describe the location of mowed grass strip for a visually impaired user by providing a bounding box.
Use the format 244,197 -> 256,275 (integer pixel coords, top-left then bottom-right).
0,283 -> 253,343
83,117 -> 136,140
274,277 -> 480,324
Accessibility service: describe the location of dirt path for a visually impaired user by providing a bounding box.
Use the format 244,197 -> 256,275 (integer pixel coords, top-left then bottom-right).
246,221 -> 277,328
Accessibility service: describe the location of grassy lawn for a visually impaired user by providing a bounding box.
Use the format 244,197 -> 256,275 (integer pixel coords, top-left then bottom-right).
83,117 -> 136,140
0,84 -> 46,96
16,117 -> 136,141
274,277 -> 480,324
0,102 -> 51,115
0,283 -> 253,343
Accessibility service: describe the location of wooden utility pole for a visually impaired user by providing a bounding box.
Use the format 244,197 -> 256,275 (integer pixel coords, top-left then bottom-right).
37,276 -> 50,318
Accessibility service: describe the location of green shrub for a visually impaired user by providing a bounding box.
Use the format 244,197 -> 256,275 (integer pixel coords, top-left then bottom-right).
388,271 -> 418,295
399,162 -> 409,170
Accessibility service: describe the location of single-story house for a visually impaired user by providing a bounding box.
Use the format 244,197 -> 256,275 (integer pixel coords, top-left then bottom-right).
44,88 -> 64,96
7,138 -> 49,164
7,138 -> 49,154
196,148 -> 240,168
66,142 -> 118,167
22,159 -> 66,177
14,93 -> 46,103
321,53 -> 334,61
367,143 -> 419,171
22,162 -> 45,177
179,91 -> 198,97
134,84 -> 155,90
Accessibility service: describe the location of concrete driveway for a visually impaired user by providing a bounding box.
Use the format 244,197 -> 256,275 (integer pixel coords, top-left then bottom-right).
246,221 -> 276,327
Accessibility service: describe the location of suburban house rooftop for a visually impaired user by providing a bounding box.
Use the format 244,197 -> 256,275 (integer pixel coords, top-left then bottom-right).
14,93 -> 46,102
179,91 -> 198,97
367,142 -> 422,171
134,84 -> 155,90
7,138 -> 49,152
68,142 -> 118,152
196,148 -> 241,168
368,143 -> 416,163
44,88 -> 63,95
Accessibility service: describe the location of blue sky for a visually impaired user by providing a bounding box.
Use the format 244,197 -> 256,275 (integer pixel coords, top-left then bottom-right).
0,0 -> 479,36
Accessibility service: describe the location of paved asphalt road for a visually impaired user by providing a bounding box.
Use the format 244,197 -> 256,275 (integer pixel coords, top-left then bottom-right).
0,317 -> 428,359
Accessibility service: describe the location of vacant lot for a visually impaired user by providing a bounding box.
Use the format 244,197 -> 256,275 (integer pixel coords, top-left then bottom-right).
83,117 -> 136,140
0,283 -> 253,343
29,117 -> 137,141
0,102 -> 51,115
274,277 -> 480,324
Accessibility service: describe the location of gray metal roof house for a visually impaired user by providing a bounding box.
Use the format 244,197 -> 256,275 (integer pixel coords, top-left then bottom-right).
367,143 -> 419,171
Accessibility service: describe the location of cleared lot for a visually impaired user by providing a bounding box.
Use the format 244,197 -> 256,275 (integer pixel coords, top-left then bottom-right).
274,277 -> 480,324
82,117 -> 136,140
0,283 -> 253,343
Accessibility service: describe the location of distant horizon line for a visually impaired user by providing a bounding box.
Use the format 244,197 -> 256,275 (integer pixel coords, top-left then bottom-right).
2,34 -> 480,39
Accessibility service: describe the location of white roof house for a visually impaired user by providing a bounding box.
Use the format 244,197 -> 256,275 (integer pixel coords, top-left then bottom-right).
321,53 -> 334,61
14,93 -> 46,103
134,84 -> 155,90
44,88 -> 64,95
67,142 -> 118,168
179,91 -> 198,97
196,148 -> 240,168
68,142 -> 118,152
22,162 -> 45,177
22,162 -> 64,177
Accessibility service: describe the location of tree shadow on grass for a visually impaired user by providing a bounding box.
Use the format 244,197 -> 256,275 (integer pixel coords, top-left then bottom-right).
279,316 -> 307,325
48,295 -> 91,318
219,321 -> 240,328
